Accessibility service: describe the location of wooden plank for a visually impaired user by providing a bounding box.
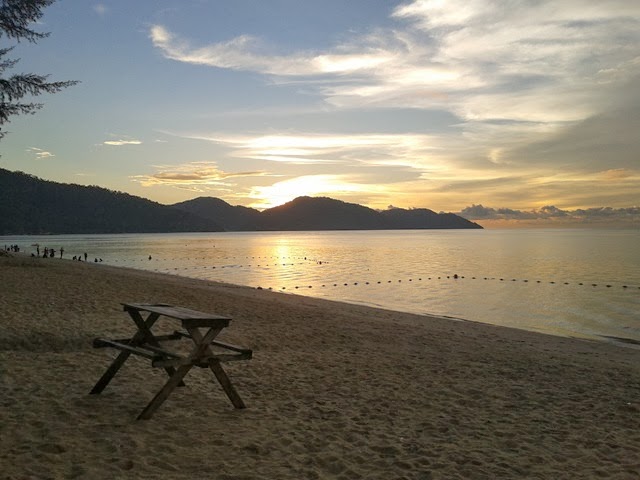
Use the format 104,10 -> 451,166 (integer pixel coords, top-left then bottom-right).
140,344 -> 182,358
174,332 -> 252,356
211,340 -> 253,356
152,351 -> 249,368
92,338 -> 159,360
181,316 -> 230,329
180,330 -> 253,358
122,303 -> 232,325
218,351 -> 252,362
212,352 -> 251,362
106,332 -> 183,344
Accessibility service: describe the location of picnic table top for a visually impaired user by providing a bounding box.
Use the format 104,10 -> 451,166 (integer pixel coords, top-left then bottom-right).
122,303 -> 232,328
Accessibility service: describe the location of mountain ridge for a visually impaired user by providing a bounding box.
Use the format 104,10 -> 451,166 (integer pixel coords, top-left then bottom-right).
0,169 -> 223,234
174,195 -> 483,230
0,168 -> 482,234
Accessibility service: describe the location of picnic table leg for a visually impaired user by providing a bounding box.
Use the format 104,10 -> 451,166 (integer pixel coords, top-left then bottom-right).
90,311 -> 160,394
186,326 -> 247,409
137,325 -> 223,419
90,350 -> 132,394
137,364 -> 193,420
208,359 -> 246,409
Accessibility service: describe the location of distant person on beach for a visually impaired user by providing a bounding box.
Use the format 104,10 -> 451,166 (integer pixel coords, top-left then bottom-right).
44,247 -> 49,258
60,247 -> 64,259
36,246 -> 40,256
84,252 -> 88,261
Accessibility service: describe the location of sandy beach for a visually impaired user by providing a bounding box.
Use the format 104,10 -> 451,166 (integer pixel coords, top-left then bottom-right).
0,253 -> 638,479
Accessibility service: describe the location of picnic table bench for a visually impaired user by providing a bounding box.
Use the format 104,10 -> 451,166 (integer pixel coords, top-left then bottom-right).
90,303 -> 252,419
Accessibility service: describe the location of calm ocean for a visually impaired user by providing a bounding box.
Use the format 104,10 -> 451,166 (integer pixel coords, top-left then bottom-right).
3,229 -> 639,348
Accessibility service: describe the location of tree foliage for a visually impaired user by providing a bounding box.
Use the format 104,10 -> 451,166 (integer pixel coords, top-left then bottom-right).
0,0 -> 78,139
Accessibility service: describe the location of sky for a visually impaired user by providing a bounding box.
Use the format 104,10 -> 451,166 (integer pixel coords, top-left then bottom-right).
1,0 -> 639,227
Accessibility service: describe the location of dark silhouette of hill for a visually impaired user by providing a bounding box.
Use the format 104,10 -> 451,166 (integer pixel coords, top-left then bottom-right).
173,195 -> 482,230
257,196 -> 387,230
379,206 -> 480,229
0,169 -> 481,234
257,196 -> 482,230
171,197 -> 262,231
0,169 -> 223,234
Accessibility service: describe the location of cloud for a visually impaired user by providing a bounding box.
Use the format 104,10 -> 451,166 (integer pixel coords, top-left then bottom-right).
174,131 -> 448,171
146,1 -> 640,213
330,2 -> 640,123
130,161 -> 266,188
150,2 -> 640,124
103,139 -> 142,146
165,127 -> 639,212
148,25 -> 394,77
501,104 -> 640,172
459,204 -> 640,225
26,147 -> 55,160
600,168 -> 634,180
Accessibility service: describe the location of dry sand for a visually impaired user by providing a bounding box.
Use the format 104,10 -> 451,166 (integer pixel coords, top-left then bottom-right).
0,254 -> 638,479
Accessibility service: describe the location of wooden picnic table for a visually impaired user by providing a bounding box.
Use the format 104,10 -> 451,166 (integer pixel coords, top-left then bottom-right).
90,303 -> 252,420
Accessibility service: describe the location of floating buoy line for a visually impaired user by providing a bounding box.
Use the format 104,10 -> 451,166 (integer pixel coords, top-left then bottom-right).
106,254 -> 325,271
109,255 -> 323,264
101,256 -> 639,292
255,274 -> 640,292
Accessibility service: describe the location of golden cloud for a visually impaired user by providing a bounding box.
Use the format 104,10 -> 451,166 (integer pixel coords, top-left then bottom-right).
131,162 -> 266,188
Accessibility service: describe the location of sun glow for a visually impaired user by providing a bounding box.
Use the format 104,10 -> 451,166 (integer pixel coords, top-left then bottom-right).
248,175 -> 371,209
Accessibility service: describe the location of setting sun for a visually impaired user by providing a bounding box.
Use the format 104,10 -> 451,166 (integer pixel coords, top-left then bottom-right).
248,175 -> 368,209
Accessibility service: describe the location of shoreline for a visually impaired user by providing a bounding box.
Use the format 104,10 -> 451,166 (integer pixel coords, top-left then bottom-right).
26,251 -> 640,348
3,229 -> 639,351
1,254 -> 639,479
93,256 -> 640,351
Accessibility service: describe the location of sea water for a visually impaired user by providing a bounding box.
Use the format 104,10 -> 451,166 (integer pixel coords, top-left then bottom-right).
3,229 -> 639,347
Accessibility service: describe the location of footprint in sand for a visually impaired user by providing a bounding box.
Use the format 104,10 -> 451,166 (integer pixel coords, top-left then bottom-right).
37,443 -> 67,454
117,459 -> 135,471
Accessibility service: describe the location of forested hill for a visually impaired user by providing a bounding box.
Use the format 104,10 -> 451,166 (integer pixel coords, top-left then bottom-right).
174,196 -> 483,230
0,169 -> 481,234
171,196 -> 262,231
0,169 -> 223,234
